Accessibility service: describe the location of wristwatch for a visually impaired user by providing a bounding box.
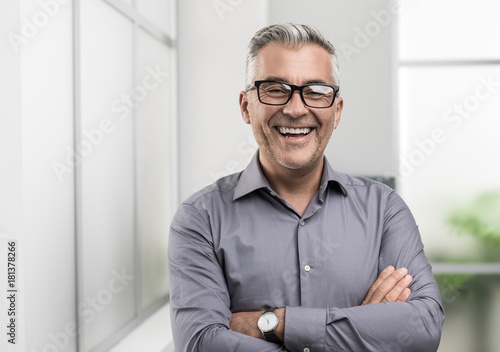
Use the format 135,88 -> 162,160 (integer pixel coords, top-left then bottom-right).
257,308 -> 280,343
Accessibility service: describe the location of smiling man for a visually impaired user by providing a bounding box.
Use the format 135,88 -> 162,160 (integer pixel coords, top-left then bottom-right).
168,24 -> 444,352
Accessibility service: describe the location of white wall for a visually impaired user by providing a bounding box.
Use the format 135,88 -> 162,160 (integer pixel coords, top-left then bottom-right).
0,2 -> 24,352
20,0 -> 77,351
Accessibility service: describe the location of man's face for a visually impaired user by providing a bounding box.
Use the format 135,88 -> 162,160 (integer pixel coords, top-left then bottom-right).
240,43 -> 343,173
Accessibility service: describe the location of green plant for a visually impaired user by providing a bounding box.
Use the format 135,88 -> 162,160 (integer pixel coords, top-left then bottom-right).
447,191 -> 500,248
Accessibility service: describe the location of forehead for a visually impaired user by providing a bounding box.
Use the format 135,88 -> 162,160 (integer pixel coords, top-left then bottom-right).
255,43 -> 333,84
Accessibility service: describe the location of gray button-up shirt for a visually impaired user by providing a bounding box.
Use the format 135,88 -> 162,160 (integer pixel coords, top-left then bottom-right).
168,152 -> 444,352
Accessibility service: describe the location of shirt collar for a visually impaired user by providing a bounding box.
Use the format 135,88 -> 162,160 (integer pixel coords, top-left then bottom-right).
318,157 -> 348,200
233,152 -> 272,201
233,151 -> 348,201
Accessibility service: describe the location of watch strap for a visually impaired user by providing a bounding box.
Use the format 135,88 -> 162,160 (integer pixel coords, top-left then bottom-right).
264,330 -> 281,343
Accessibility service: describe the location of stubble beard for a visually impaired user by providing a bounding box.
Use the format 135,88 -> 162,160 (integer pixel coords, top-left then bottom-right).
254,125 -> 326,175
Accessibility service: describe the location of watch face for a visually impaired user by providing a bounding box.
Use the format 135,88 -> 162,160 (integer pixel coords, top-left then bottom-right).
258,312 -> 279,332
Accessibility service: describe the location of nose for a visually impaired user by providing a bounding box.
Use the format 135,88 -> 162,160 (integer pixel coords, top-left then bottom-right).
282,91 -> 308,118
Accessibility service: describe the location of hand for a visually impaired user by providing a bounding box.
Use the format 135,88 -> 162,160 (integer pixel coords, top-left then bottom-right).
362,266 -> 412,305
230,308 -> 285,342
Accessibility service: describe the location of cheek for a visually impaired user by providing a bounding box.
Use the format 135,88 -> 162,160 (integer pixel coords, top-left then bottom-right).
247,104 -> 278,127
246,102 -> 262,124
318,112 -> 336,131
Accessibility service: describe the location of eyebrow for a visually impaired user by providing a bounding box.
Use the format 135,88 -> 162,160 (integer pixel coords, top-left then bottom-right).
262,76 -> 329,85
263,76 -> 287,82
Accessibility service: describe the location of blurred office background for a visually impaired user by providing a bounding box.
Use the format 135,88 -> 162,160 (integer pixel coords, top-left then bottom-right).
1,0 -> 499,351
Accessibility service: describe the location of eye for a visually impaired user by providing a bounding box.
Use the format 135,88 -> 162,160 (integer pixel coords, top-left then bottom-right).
260,82 -> 290,96
303,85 -> 333,99
306,91 -> 324,96
268,87 -> 286,93
264,86 -> 288,95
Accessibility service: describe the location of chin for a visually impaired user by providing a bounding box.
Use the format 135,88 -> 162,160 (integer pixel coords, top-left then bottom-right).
276,155 -> 317,170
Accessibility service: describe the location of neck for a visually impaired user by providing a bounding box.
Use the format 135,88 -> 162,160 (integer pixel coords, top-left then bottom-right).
259,154 -> 324,215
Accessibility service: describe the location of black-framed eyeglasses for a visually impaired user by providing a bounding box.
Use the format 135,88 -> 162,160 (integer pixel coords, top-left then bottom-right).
246,80 -> 340,109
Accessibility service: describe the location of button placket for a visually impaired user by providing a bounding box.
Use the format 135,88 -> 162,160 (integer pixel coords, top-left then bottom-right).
298,215 -> 314,306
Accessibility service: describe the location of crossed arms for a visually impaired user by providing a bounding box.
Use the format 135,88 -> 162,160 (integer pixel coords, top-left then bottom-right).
230,265 -> 414,342
168,192 -> 445,352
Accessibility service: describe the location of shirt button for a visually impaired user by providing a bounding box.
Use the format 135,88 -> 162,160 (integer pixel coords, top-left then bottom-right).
270,191 -> 276,197
304,265 -> 311,272
300,220 -> 305,226
304,348 -> 311,352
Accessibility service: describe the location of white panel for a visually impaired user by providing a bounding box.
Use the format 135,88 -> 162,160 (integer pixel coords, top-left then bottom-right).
399,0 -> 500,61
18,0 -> 77,350
80,0 -> 135,350
137,0 -> 169,34
135,29 -> 171,310
1,2 -> 23,352
398,66 -> 500,261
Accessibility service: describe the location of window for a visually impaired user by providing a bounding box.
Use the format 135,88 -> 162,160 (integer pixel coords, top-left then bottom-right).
398,1 -> 500,350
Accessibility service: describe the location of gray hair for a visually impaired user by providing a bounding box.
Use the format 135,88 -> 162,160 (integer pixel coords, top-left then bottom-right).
245,23 -> 340,90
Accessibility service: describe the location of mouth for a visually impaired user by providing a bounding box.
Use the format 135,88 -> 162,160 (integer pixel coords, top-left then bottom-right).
276,126 -> 313,139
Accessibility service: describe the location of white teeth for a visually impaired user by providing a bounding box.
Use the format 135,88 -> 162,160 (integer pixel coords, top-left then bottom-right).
278,127 -> 311,135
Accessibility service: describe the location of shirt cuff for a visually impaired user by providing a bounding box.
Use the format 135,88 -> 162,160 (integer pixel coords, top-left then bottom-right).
284,306 -> 326,352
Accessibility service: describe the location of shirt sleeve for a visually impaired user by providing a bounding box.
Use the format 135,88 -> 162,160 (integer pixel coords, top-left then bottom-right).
283,191 -> 445,352
168,203 -> 290,352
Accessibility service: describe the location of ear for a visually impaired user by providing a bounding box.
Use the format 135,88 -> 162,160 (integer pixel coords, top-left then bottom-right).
333,96 -> 343,130
239,91 -> 251,124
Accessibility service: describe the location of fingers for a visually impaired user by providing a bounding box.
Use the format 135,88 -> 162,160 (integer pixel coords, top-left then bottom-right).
362,266 -> 412,305
362,266 -> 395,304
382,273 -> 412,303
396,288 -> 412,302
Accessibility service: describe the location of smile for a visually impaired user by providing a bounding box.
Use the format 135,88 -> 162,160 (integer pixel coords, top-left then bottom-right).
277,127 -> 312,138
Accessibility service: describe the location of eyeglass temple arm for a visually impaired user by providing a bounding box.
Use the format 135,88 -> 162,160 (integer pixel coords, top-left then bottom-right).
245,84 -> 256,92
